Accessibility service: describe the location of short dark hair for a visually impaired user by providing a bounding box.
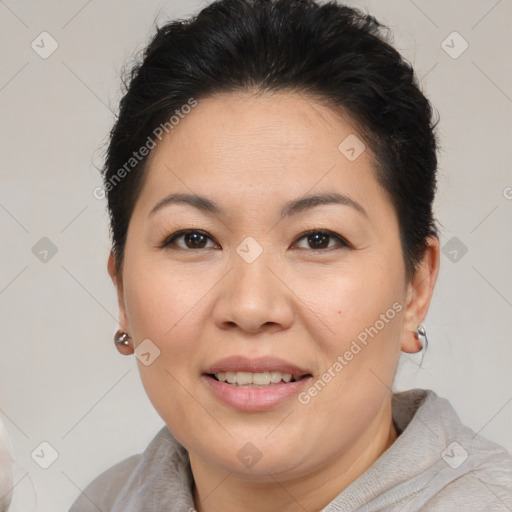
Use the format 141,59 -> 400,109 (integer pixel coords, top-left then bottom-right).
104,0 -> 438,278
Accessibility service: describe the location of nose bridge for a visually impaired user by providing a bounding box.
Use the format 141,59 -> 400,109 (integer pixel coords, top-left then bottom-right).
214,239 -> 293,332
231,239 -> 277,305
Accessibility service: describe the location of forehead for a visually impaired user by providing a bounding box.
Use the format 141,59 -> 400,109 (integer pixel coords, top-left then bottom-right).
137,90 -> 391,220
158,91 -> 358,164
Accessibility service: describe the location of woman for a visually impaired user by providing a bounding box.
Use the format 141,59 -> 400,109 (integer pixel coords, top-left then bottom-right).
69,0 -> 512,510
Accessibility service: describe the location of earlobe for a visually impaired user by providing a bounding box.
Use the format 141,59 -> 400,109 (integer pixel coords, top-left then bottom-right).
400,236 -> 440,353
401,324 -> 428,354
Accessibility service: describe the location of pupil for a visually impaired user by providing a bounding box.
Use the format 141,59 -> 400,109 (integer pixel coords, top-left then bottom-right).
310,233 -> 328,249
186,233 -> 206,248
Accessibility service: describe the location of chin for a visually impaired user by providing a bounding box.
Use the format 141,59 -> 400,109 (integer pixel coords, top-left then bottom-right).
190,426 -> 317,480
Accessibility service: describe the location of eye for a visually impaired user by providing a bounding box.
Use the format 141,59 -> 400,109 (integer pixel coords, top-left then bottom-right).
160,228 -> 351,251
161,229 -> 219,250
293,229 -> 351,250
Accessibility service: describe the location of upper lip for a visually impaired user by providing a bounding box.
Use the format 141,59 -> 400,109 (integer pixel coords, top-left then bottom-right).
204,356 -> 312,379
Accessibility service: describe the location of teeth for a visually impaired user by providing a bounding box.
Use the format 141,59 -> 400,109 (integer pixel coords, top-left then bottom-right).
214,371 -> 296,386
253,372 -> 271,385
236,372 -> 253,385
269,371 -> 282,383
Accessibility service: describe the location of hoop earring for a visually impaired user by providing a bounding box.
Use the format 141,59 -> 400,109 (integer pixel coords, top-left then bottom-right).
114,329 -> 134,355
416,323 -> 428,352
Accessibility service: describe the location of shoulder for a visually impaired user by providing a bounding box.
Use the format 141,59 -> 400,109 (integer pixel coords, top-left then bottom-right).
395,389 -> 512,511
68,454 -> 141,512
423,451 -> 512,511
67,425 -> 192,512
428,427 -> 512,511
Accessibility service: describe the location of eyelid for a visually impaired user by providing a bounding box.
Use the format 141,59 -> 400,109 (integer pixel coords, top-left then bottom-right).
160,228 -> 351,251
160,229 -> 219,249
291,229 -> 352,250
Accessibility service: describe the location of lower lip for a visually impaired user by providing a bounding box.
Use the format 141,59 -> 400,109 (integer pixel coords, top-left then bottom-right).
202,375 -> 312,412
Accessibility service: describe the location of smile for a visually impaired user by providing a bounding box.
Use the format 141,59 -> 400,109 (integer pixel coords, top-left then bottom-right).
202,356 -> 313,411
211,370 -> 302,387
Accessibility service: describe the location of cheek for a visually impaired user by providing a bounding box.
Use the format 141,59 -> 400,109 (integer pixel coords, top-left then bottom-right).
123,270 -> 207,438
308,260 -> 404,347
301,258 -> 405,406
123,256 -> 211,342
122,259 -> 211,407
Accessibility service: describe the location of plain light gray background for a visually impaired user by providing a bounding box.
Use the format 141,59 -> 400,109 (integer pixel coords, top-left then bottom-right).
0,0 -> 511,510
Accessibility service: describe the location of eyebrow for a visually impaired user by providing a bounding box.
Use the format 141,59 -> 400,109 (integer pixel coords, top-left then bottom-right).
149,191 -> 367,219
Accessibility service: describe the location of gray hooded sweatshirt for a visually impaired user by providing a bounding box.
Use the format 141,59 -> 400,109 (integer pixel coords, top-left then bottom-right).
68,389 -> 512,511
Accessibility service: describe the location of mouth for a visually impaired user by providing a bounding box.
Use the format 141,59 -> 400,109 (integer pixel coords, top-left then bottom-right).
202,356 -> 313,411
206,370 -> 311,387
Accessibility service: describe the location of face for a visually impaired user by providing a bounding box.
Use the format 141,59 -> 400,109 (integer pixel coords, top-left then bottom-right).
110,91 -> 438,481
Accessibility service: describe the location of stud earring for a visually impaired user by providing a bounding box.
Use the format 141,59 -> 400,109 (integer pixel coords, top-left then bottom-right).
114,329 -> 134,355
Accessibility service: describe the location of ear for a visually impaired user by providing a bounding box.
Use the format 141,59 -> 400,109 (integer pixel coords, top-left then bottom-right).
107,250 -> 130,334
401,235 -> 440,353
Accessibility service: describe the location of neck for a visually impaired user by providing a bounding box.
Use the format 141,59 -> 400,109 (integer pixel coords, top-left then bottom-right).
191,402 -> 398,512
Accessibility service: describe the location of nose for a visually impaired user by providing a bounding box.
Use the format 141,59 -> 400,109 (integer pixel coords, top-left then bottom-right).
212,247 -> 294,334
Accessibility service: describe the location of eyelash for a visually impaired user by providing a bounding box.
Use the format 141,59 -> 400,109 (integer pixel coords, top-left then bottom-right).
159,228 -> 352,251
